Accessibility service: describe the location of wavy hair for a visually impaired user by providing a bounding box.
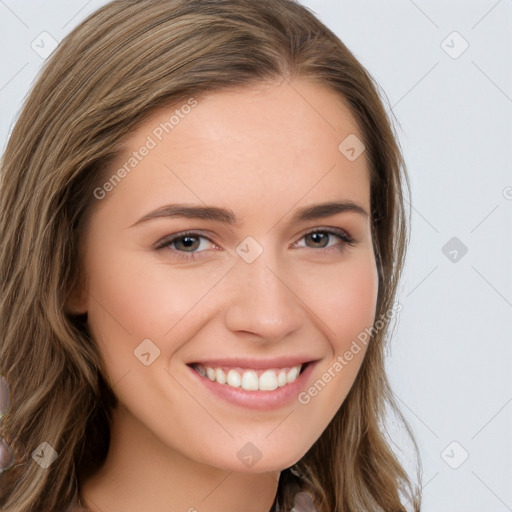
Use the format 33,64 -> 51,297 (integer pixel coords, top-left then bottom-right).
0,0 -> 422,510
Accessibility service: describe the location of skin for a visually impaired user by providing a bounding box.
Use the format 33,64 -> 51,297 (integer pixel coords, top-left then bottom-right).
72,78 -> 379,512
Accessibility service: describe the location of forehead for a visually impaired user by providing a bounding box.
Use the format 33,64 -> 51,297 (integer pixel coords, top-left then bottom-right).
99,80 -> 370,222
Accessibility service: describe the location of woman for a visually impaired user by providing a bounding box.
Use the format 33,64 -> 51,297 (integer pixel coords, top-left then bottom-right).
0,0 -> 422,510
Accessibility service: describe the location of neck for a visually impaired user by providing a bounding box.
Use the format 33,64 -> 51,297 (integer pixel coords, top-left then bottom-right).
79,404 -> 280,512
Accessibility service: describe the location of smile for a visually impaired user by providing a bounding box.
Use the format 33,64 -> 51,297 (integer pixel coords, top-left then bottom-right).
191,363 -> 304,391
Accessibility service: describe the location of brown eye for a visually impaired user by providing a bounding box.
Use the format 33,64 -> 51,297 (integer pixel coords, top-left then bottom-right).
173,235 -> 201,252
296,228 -> 354,251
154,231 -> 216,259
304,232 -> 330,248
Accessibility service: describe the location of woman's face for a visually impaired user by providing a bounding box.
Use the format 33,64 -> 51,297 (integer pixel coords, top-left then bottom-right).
76,79 -> 378,473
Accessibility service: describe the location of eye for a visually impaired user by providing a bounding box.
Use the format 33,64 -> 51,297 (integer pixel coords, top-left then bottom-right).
154,231 -> 217,260
294,228 -> 355,252
154,227 -> 356,261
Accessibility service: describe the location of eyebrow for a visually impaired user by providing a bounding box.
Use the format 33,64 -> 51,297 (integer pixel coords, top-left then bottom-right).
128,200 -> 369,228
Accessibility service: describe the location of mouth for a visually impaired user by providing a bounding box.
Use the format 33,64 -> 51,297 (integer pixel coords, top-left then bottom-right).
187,361 -> 310,391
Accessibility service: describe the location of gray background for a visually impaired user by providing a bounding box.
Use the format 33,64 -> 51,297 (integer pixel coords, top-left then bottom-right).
1,1 -> 511,511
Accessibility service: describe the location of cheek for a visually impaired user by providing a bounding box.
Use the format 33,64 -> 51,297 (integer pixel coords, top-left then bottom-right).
291,253 -> 378,430
84,244 -> 227,383
301,252 -> 379,350
332,258 -> 379,349
86,247 -> 220,338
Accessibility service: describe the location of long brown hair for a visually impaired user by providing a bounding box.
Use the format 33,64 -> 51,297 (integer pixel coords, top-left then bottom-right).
0,0 -> 422,510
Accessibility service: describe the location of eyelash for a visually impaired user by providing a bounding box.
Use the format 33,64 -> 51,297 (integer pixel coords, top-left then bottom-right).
154,228 -> 356,261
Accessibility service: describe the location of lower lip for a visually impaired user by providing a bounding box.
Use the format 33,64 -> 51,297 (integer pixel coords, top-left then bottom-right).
187,361 -> 317,411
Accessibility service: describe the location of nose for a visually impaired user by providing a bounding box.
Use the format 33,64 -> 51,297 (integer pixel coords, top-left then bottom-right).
223,249 -> 304,341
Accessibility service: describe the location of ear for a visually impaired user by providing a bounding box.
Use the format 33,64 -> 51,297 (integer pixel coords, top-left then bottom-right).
64,268 -> 89,316
65,293 -> 88,315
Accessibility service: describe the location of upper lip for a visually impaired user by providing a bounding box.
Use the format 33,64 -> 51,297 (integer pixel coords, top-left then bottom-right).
188,356 -> 319,369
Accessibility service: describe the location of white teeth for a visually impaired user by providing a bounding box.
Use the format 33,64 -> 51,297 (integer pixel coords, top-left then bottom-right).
286,366 -> 300,383
226,369 -> 241,387
259,369 -> 278,391
241,370 -> 259,390
215,368 -> 226,384
193,364 -> 303,391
